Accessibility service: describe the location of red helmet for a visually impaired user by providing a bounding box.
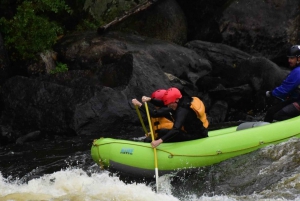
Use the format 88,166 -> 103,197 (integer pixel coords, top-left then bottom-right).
151,89 -> 166,100
163,87 -> 182,105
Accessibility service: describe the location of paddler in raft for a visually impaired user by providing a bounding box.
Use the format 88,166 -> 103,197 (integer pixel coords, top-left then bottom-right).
132,89 -> 175,142
264,45 -> 300,122
145,87 -> 209,148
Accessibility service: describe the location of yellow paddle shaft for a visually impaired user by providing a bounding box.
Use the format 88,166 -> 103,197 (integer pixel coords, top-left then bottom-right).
144,101 -> 159,192
134,105 -> 148,134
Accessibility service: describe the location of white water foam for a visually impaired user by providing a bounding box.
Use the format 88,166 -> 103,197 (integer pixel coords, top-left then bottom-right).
1,168 -> 298,201
0,168 -> 180,201
2,138 -> 300,201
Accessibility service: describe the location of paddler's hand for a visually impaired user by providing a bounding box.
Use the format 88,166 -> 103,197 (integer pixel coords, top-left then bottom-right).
142,96 -> 151,103
151,139 -> 163,148
132,99 -> 142,107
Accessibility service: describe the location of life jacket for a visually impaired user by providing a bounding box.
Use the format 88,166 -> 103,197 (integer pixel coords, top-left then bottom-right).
150,117 -> 173,139
190,97 -> 209,128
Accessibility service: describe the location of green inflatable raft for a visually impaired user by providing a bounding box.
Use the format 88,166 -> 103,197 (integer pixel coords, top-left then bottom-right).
91,116 -> 300,178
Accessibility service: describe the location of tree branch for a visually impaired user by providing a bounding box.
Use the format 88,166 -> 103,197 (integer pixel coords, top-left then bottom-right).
97,0 -> 159,35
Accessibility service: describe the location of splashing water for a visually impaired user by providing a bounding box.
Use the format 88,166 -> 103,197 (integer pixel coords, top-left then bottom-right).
2,135 -> 300,201
0,168 -> 181,201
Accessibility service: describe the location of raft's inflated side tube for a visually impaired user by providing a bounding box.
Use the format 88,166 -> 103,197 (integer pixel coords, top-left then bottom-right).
236,122 -> 270,131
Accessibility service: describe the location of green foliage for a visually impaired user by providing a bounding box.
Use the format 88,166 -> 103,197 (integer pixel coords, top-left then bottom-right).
35,0 -> 73,13
0,0 -> 145,64
0,0 -> 72,61
50,62 -> 68,74
76,18 -> 101,31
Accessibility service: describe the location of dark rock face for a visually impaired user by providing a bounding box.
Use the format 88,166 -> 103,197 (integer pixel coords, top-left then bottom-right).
1,74 -> 94,135
176,0 -> 227,43
111,0 -> 188,45
99,53 -> 134,87
1,0 -> 298,145
177,0 -> 299,66
0,31 -> 289,144
185,40 -> 252,86
219,0 -> 300,65
0,32 -> 212,139
0,125 -> 16,145
55,32 -> 212,81
16,130 -> 41,145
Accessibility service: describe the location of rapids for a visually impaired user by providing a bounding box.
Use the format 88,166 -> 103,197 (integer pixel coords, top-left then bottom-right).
1,134 -> 300,201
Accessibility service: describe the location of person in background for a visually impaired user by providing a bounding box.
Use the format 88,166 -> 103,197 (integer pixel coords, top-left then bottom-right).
132,89 -> 174,142
149,87 -> 209,148
264,45 -> 300,122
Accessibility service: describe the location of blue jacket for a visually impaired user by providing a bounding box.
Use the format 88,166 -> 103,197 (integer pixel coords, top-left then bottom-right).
272,66 -> 300,100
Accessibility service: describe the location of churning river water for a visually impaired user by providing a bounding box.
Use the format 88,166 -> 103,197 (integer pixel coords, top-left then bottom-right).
1,131 -> 300,201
